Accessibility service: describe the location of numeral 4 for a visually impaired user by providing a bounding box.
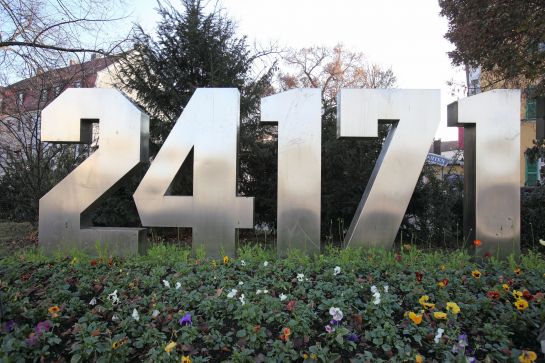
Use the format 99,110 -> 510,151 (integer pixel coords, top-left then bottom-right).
134,88 -> 253,257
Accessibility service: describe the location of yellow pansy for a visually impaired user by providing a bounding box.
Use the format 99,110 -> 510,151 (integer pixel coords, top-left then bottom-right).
408,311 -> 423,325
518,350 -> 537,363
513,290 -> 523,299
418,295 -> 435,310
165,341 -> 176,353
433,311 -> 447,320
514,299 -> 529,311
446,302 -> 460,315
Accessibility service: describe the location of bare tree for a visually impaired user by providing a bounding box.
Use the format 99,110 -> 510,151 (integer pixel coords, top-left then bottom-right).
0,0 -> 131,222
278,44 -> 396,104
0,68 -> 91,221
0,0 -> 131,83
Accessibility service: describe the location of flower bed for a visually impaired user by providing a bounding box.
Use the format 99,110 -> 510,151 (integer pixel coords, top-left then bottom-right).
0,246 -> 544,362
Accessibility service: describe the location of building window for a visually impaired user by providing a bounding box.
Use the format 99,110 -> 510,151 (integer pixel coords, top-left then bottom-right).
525,87 -> 538,119
74,80 -> 82,88
17,92 -> 24,106
526,96 -> 537,119
40,89 -> 48,102
525,155 -> 539,186
54,85 -> 61,96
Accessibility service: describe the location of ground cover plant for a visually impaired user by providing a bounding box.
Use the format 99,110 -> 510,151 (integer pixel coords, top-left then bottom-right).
0,245 -> 544,362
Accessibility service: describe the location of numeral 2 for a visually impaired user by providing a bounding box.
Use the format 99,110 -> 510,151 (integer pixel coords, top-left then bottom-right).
39,89 -> 149,255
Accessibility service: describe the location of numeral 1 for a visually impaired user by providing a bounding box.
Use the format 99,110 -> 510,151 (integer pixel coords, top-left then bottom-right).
260,89 -> 322,255
448,90 -> 520,256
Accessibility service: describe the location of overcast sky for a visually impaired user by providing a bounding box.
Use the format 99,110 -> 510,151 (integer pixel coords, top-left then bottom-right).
131,0 -> 466,141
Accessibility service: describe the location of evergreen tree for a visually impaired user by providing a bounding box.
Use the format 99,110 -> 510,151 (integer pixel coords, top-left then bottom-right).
102,0 -> 276,229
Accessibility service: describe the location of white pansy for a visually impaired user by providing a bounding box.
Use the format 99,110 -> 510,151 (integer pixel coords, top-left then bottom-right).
132,308 -> 140,321
540,239 -> 545,246
152,309 -> 160,318
241,260 -> 246,266
434,328 -> 444,344
263,261 -> 269,267
163,280 -> 170,288
239,293 -> 246,305
329,307 -> 344,321
333,266 -> 341,275
175,282 -> 181,290
279,293 -> 287,301
227,289 -> 238,298
256,289 -> 263,295
107,290 -> 119,305
89,297 -> 97,306
263,289 -> 269,294
297,273 -> 305,282
238,281 -> 244,286
384,285 -> 389,293
372,289 -> 381,305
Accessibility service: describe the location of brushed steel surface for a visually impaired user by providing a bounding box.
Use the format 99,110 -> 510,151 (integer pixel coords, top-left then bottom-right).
261,89 -> 321,256
39,88 -> 149,256
133,88 -> 253,257
448,89 -> 520,257
337,89 -> 441,248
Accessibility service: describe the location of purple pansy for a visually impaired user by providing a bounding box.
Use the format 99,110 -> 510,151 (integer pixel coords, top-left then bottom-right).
35,320 -> 53,334
179,312 -> 192,326
4,320 -> 16,332
346,332 -> 359,342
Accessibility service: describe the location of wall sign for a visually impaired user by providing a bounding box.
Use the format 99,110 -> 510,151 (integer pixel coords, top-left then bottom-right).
39,88 -> 520,257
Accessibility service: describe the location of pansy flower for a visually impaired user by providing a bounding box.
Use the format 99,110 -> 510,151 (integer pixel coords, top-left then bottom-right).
419,295 -> 435,310
487,291 -> 500,300
279,327 -> 291,341
518,350 -> 537,363
329,307 -> 343,322
408,311 -> 422,325
48,305 -> 60,318
165,341 -> 176,353
179,312 -> 192,326
514,299 -> 529,311
434,328 -> 444,343
446,302 -> 460,314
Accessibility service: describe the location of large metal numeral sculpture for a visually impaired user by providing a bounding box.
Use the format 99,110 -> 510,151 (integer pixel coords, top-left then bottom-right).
261,89 -> 322,255
448,90 -> 520,257
133,88 -> 253,257
337,89 -> 441,248
39,89 -> 149,255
